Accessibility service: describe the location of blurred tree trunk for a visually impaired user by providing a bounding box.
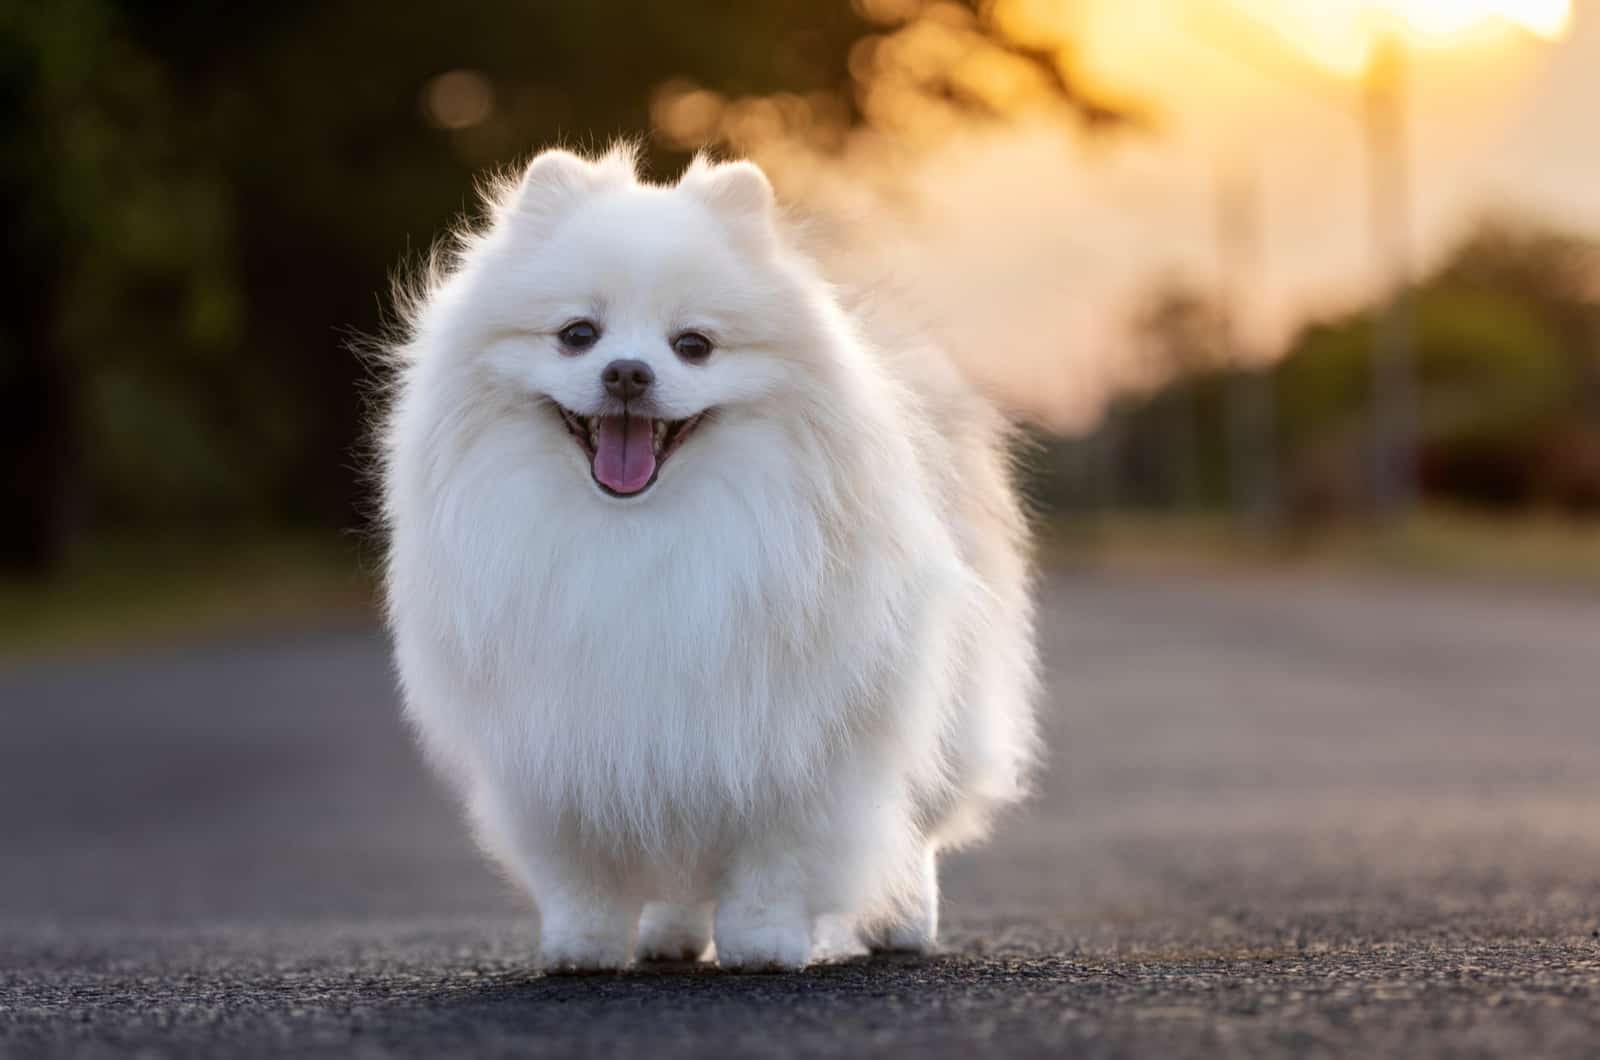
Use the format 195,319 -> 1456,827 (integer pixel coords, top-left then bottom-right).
1587,316 -> 1600,425
0,238 -> 74,574
1166,382 -> 1202,509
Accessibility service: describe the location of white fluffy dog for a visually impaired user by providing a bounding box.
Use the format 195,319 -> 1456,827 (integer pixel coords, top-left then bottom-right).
379,144 -> 1037,972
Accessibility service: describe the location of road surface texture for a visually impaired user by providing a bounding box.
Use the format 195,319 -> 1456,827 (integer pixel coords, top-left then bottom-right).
3,572 -> 1599,1058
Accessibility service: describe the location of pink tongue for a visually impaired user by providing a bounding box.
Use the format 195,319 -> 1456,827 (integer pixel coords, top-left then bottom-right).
592,413 -> 657,494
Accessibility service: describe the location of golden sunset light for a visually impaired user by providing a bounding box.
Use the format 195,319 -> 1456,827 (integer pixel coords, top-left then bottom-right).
645,0 -> 1594,431
1385,0 -> 1572,39
1216,0 -> 1574,75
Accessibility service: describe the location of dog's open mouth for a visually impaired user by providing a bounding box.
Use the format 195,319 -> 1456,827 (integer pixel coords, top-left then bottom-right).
554,405 -> 708,497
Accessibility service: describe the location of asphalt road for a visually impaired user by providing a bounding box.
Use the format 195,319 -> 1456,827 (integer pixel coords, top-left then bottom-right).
3,572 -> 1599,1058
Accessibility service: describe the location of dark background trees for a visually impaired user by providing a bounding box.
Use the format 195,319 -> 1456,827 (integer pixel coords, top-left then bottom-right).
1056,216 -> 1600,522
3,1 -> 1595,579
4,0 -> 1128,575
1,0 -> 878,573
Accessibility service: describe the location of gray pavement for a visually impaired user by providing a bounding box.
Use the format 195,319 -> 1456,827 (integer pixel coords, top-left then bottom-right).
2,572 -> 1599,1058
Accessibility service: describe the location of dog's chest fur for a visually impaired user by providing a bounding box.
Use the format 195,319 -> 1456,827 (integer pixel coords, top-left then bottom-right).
391,428 -> 953,851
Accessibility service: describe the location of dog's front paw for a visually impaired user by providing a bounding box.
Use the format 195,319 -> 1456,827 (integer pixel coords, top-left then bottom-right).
539,919 -> 634,974
714,906 -> 812,972
865,846 -> 940,956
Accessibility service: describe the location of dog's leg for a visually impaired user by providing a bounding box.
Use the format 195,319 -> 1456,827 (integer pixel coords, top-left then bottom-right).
714,845 -> 813,972
864,844 -> 939,954
470,794 -> 640,973
636,901 -> 714,962
533,861 -> 641,973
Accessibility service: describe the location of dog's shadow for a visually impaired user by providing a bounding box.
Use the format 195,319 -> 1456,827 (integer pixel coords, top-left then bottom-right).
361,949 -> 1055,1051
405,951 -> 956,1015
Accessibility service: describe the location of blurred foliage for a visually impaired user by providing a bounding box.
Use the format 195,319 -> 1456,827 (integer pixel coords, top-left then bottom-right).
4,0 -> 1594,584
652,0 -> 1131,156
0,0 -> 868,573
1,0 -> 1122,576
1046,215 -> 1600,521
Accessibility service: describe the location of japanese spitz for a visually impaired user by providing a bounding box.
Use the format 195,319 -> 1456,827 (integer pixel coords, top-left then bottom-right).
379,144 -> 1037,972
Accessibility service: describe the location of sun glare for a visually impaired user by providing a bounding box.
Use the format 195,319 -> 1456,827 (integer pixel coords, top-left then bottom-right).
1217,0 -> 1573,75
1384,0 -> 1573,40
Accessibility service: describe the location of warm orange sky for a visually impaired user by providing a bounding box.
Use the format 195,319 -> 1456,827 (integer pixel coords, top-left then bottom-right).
1066,0 -> 1596,322
808,1 -> 1598,426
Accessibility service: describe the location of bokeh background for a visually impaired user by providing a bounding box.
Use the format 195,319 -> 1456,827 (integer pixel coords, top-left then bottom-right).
5,6 -> 1600,1053
3,0 -> 1598,651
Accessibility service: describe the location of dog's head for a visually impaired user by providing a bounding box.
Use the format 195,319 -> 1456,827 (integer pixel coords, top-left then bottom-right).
425,145 -> 843,503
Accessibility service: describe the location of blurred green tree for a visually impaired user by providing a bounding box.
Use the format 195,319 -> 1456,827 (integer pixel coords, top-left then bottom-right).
3,0 -> 881,572
2,0 -> 239,571
1087,215 -> 1600,521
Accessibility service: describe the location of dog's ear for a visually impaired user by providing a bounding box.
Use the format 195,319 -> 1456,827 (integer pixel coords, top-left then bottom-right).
681,156 -> 777,246
501,145 -> 635,230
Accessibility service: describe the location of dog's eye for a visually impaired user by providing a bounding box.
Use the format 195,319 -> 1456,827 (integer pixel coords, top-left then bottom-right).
557,320 -> 600,352
672,331 -> 713,362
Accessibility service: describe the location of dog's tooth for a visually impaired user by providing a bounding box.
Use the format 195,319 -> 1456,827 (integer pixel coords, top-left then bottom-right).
587,418 -> 598,447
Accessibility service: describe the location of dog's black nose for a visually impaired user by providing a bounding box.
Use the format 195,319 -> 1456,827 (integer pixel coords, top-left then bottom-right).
601,359 -> 654,402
